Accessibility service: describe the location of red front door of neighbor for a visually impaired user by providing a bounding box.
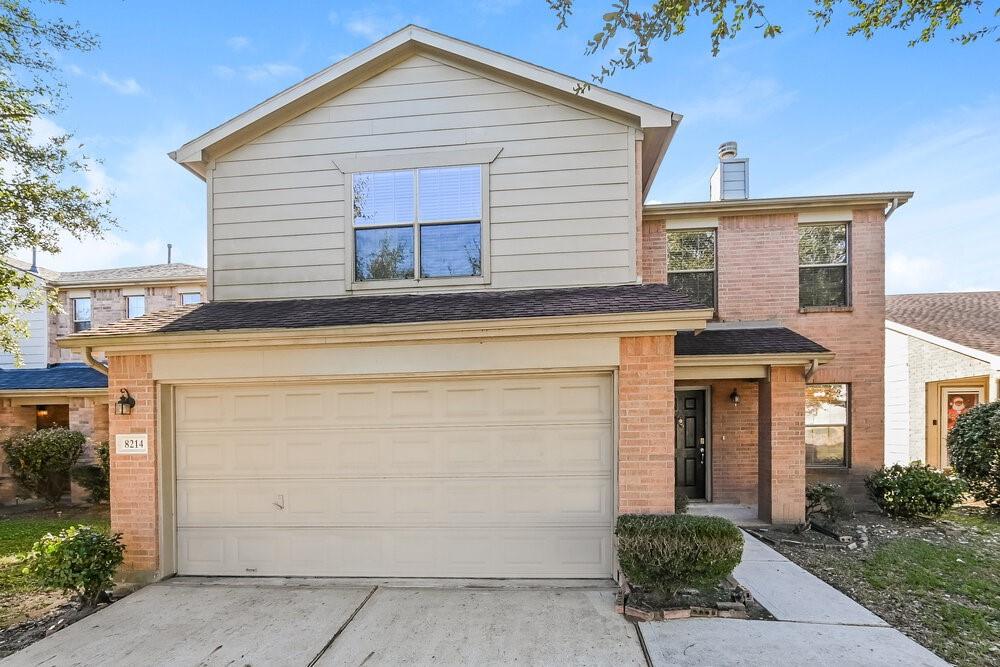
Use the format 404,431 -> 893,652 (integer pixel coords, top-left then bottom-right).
675,390 -> 707,501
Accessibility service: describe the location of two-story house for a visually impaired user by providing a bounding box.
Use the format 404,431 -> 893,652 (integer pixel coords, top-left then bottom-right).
0,258 -> 206,504
61,26 -> 910,584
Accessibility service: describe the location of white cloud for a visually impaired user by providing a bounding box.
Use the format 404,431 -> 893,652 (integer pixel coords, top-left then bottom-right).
14,231 -> 166,272
226,35 -> 251,51
680,77 -> 797,124
67,65 -> 144,95
213,62 -> 302,82
328,10 -> 339,25
343,8 -> 422,43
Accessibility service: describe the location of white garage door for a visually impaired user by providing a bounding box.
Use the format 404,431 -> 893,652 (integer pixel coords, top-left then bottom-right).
174,374 -> 614,578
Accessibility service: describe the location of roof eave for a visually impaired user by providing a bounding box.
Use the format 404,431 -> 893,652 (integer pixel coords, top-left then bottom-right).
644,192 -> 914,218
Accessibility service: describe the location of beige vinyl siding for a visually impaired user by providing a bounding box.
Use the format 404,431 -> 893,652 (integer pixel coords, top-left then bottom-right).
0,293 -> 47,369
210,54 -> 635,301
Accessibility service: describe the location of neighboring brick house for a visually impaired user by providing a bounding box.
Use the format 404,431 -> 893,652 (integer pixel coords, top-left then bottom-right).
885,292 -> 1000,468
59,26 -> 910,583
0,259 -> 206,504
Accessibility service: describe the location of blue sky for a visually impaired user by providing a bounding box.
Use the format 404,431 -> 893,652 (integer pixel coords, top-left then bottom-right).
19,0 -> 1000,294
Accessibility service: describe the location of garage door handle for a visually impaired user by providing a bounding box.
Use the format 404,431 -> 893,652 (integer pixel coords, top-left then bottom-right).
273,495 -> 284,510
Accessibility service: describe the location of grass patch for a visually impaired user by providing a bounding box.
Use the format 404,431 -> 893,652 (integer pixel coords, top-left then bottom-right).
0,508 -> 109,628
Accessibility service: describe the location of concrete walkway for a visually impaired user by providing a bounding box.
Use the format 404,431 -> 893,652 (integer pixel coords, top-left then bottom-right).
636,531 -> 947,666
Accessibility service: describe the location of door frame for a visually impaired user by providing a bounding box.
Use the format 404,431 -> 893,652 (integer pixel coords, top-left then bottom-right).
925,375 -> 990,468
675,386 -> 712,502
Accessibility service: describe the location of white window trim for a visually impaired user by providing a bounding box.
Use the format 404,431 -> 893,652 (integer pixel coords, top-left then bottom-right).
126,294 -> 146,319
72,296 -> 92,331
805,382 -> 850,468
179,291 -> 202,305
666,228 -> 717,309
345,163 -> 492,292
798,221 -> 851,308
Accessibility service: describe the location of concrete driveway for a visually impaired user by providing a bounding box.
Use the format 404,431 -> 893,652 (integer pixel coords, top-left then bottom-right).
2,578 -> 643,666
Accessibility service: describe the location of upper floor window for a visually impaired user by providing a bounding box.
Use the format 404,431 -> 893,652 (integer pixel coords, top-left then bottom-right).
72,297 -> 91,332
667,229 -> 716,308
352,165 -> 482,282
126,295 -> 145,319
180,292 -> 202,305
806,383 -> 849,467
799,223 -> 848,308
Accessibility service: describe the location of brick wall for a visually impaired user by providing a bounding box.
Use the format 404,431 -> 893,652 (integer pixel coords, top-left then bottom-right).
107,354 -> 159,580
68,397 -> 111,503
644,207 -> 887,499
619,335 -> 675,514
54,284 -> 207,363
0,402 -> 35,503
758,366 -> 806,524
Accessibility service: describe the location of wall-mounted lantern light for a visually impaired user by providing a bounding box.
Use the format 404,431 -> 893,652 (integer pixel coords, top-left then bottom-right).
116,389 -> 136,416
729,388 -> 741,406
36,406 -> 49,418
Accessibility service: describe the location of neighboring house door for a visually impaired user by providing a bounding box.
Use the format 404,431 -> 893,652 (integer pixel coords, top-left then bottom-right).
925,377 -> 989,468
675,389 -> 707,501
171,373 -> 614,578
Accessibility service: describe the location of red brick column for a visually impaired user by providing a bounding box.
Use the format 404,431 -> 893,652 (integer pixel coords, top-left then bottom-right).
758,366 -> 806,524
107,354 -> 159,581
619,335 -> 675,514
69,398 -> 96,504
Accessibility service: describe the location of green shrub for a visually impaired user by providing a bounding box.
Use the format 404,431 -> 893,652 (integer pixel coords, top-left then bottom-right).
22,525 -> 124,607
865,463 -> 966,518
948,401 -> 1000,510
2,428 -> 85,506
806,483 -> 854,523
71,441 -> 110,503
616,514 -> 742,596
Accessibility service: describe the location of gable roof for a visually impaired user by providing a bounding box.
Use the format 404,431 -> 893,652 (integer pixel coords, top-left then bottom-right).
170,25 -> 679,195
887,291 -> 1000,357
63,284 -> 704,341
2,258 -> 205,287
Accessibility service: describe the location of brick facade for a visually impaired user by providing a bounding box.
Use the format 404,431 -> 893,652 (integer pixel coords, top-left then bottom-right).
619,335 -> 675,514
68,397 -> 111,503
107,354 -> 159,580
0,402 -> 35,503
758,366 -> 806,524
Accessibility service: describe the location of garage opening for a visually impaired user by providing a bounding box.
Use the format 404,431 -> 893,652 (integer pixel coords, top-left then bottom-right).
173,373 -> 614,578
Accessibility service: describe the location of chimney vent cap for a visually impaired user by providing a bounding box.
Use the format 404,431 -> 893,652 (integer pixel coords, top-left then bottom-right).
718,141 -> 738,160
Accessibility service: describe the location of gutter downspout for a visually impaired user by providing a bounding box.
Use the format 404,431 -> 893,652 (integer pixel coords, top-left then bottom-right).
884,197 -> 901,221
82,347 -> 109,376
804,358 -> 820,382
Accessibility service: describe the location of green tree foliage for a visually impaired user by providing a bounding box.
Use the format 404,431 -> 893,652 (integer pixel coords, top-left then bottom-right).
865,462 -> 966,518
0,0 -> 113,364
948,400 -> 1000,509
71,440 -> 110,503
547,1 -> 999,89
22,525 -> 124,607
2,427 -> 84,506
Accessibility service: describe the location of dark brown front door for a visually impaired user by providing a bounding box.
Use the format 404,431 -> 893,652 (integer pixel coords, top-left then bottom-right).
675,390 -> 707,500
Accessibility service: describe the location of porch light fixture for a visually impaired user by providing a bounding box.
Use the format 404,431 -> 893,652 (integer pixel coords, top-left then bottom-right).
116,389 -> 136,416
36,406 -> 49,418
729,388 -> 741,406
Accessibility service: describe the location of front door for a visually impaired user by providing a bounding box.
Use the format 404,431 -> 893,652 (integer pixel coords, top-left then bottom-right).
675,390 -> 707,500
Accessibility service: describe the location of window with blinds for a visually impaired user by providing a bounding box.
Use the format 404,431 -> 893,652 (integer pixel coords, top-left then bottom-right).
352,165 -> 483,282
667,229 -> 716,309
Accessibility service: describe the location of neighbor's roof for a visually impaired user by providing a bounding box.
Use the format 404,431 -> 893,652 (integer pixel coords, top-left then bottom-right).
675,327 -> 829,356
643,192 -> 913,218
170,25 -> 679,195
2,258 -> 205,287
887,292 -> 1000,357
0,363 -> 107,392
64,284 -> 704,340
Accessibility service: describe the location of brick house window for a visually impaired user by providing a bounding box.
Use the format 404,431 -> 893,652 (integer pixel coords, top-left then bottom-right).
352,166 -> 483,282
126,295 -> 145,319
667,229 -> 716,308
806,383 -> 849,467
799,223 -> 848,307
180,292 -> 201,305
72,297 -> 91,332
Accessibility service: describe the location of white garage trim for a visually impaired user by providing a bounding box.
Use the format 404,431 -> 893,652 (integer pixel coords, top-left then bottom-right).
168,371 -> 616,578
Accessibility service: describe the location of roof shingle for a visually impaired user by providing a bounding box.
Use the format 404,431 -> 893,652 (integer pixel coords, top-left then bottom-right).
675,327 -> 829,356
887,292 -> 1000,357
65,284 -> 704,339
0,363 -> 107,391
2,258 -> 205,285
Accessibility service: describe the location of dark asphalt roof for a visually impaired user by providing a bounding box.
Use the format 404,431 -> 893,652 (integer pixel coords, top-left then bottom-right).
66,284 -> 706,338
0,363 -> 108,391
676,327 -> 829,356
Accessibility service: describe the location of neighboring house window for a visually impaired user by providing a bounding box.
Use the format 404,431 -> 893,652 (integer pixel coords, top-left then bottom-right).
126,295 -> 145,319
806,383 -> 849,467
799,223 -> 849,308
72,297 -> 92,332
352,165 -> 482,282
667,229 -> 716,308
180,292 -> 201,305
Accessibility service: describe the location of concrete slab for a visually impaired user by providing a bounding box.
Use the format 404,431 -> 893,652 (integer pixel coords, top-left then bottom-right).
734,534 -> 887,626
2,581 -> 373,667
640,618 -> 948,667
688,503 -> 767,527
314,586 -> 645,666
170,575 -> 615,590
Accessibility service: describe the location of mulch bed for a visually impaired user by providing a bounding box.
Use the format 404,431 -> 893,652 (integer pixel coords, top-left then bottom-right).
620,577 -> 773,622
0,601 -> 106,659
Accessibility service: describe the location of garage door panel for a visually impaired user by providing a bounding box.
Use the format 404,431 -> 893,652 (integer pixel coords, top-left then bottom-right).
177,425 -> 611,479
175,373 -> 614,578
176,527 -> 613,578
177,476 -> 612,527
